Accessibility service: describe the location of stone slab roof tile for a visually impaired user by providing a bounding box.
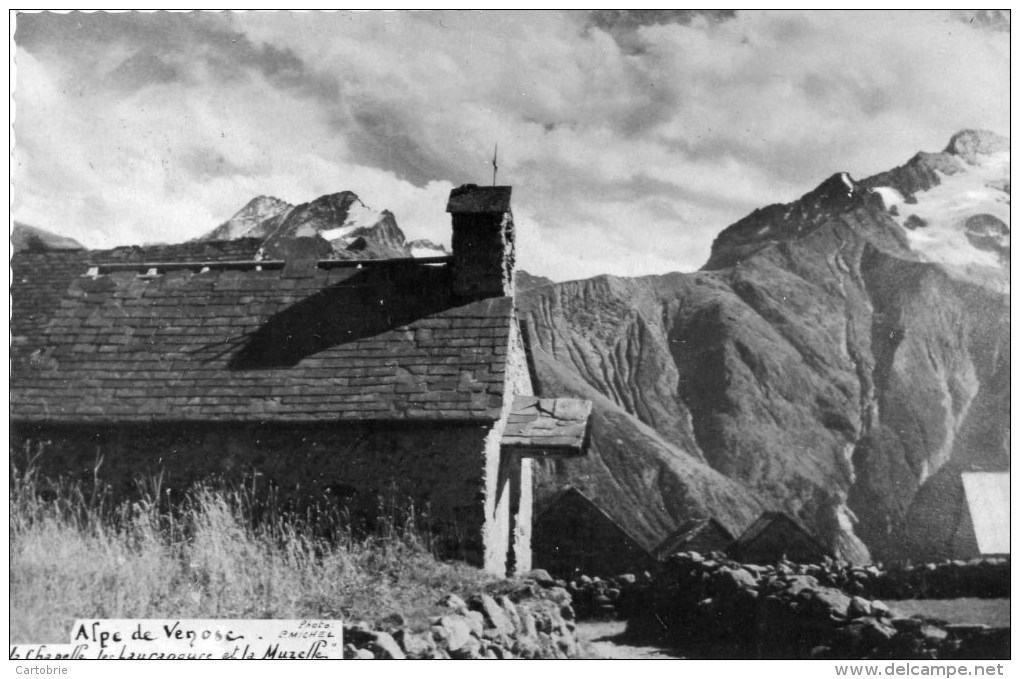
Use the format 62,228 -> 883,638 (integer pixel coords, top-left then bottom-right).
500,395 -> 592,457
11,253 -> 513,424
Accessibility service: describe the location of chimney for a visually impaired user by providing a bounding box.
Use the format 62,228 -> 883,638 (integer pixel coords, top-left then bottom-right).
446,184 -> 515,300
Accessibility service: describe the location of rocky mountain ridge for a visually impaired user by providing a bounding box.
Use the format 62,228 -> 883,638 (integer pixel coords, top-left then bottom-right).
520,129 -> 1009,563
198,190 -> 428,261
11,221 -> 85,253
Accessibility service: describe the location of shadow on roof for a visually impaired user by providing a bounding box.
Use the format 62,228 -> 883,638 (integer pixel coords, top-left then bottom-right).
229,261 -> 454,369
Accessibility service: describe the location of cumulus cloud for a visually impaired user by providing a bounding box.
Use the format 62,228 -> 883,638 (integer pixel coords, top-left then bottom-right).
12,10 -> 1009,280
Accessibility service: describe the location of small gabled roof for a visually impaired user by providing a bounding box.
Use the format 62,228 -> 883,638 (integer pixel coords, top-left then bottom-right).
539,487 -> 656,555
729,511 -> 831,562
11,253 -> 513,424
654,517 -> 734,560
501,396 -> 592,457
961,472 -> 1010,556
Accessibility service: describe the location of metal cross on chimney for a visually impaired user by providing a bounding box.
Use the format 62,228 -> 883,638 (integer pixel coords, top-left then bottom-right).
491,143 -> 498,186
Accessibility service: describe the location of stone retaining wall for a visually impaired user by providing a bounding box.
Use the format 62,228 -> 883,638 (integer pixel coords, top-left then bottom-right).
566,553 -> 1008,660
342,571 -> 578,659
811,558 -> 1009,600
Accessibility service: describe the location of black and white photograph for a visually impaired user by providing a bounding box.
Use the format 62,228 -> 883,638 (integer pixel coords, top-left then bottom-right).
8,9 -> 1011,667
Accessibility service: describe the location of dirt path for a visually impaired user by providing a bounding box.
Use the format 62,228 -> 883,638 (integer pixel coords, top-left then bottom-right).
576,620 -> 687,659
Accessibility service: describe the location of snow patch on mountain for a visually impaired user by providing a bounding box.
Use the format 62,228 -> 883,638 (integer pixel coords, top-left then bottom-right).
408,239 -> 450,258
872,147 -> 1009,286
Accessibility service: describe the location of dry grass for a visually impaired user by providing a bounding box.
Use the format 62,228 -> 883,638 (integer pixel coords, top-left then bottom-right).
9,458 -> 496,643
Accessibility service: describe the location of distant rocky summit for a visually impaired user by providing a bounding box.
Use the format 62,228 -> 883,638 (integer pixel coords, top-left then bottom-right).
520,130 -> 1009,563
11,221 -> 84,252
198,191 -> 423,260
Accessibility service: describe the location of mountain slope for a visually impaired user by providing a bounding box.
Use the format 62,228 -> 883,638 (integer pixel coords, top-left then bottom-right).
520,130 -> 1009,562
12,221 -> 85,252
201,195 -> 293,242
199,191 -> 415,260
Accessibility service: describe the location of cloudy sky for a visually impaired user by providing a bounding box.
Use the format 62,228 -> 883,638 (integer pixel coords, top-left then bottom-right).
12,10 -> 1010,281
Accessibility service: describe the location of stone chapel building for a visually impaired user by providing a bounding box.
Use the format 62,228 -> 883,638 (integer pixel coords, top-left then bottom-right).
10,184 -> 593,576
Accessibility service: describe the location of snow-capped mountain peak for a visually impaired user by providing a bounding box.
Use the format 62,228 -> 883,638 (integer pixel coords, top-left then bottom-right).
867,130 -> 1009,286
200,195 -> 293,242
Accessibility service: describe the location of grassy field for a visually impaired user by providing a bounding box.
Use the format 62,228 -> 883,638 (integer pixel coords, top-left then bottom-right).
9,462 -> 496,644
888,599 -> 1011,627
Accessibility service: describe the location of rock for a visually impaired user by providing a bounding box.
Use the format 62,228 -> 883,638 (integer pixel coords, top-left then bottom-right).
849,596 -> 872,619
499,595 -> 522,632
438,593 -> 469,612
718,566 -> 758,591
465,610 -> 485,637
366,631 -> 405,659
526,569 -> 556,587
808,587 -> 853,620
860,617 -> 898,645
890,617 -> 923,635
870,600 -> 892,618
509,581 -> 541,602
578,574 -> 592,585
398,630 -> 436,659
354,648 -> 375,660
436,615 -> 474,652
920,624 -> 949,644
617,573 -> 637,587
343,643 -> 359,659
481,627 -> 508,642
783,575 -> 818,598
512,636 -> 540,659
471,594 -> 513,634
449,636 -> 482,660
544,586 -> 572,606
520,610 -> 538,638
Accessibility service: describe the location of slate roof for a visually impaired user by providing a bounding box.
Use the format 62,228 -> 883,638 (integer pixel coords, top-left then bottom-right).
728,511 -> 831,563
11,254 -> 513,423
11,241 -> 263,363
93,238 -> 264,264
501,396 -> 592,456
653,518 -> 734,560
961,472 -> 1010,556
538,487 -> 656,554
